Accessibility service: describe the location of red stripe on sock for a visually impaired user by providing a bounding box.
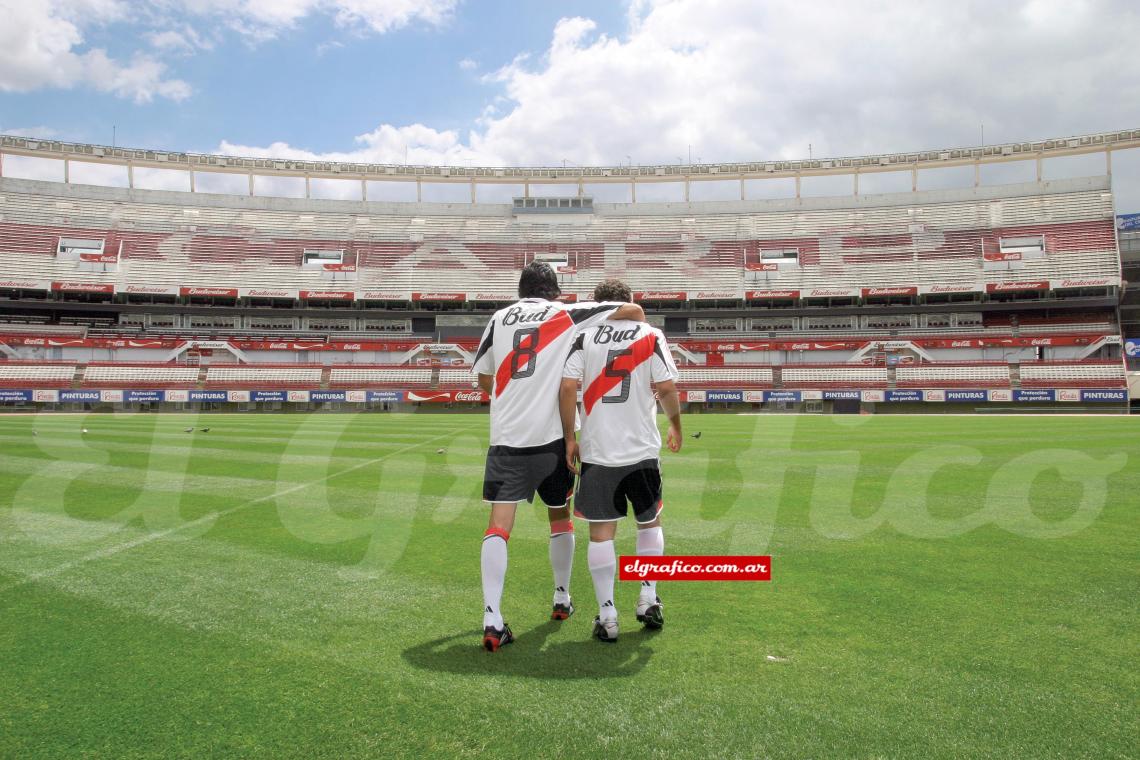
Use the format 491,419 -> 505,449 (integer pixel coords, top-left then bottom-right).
549,519 -> 573,535
484,526 -> 510,542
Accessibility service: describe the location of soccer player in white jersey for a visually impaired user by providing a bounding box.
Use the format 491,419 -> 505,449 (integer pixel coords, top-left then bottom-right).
473,262 -> 645,652
559,279 -> 682,643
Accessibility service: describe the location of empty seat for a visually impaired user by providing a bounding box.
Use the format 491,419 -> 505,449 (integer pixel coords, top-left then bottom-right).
329,367 -> 433,387
0,363 -> 75,387
896,364 -> 1010,387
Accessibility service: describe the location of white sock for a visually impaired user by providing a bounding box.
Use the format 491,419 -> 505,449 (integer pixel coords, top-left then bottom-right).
637,526 -> 664,602
549,520 -> 575,604
481,531 -> 508,629
587,540 -> 617,622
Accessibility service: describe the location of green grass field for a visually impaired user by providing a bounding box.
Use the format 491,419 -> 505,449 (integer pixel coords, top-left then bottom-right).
0,412 -> 1137,759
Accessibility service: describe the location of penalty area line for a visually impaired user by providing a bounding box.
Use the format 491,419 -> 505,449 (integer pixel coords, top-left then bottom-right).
0,429 -> 458,596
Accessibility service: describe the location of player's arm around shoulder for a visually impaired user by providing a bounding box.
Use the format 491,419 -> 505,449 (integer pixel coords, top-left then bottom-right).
610,302 -> 645,323
652,328 -> 682,453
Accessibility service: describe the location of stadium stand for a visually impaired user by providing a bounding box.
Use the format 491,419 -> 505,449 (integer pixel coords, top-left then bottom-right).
1017,361 -> 1127,388
0,362 -> 75,387
204,365 -> 323,388
676,366 -> 774,387
896,363 -> 1011,388
780,365 -> 889,388
329,367 -> 434,388
83,363 -> 199,388
0,176 -> 1120,299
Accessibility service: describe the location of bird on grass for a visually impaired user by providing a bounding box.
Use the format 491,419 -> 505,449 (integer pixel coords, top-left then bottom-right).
200,427 -> 210,433
81,428 -> 89,434
436,448 -> 446,454
690,432 -> 702,439
184,427 -> 194,433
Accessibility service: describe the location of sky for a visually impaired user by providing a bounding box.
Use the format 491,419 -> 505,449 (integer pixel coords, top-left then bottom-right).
2,0 -> 1140,207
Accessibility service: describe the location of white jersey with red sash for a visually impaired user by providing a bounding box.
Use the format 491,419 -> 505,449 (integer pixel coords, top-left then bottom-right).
562,320 -> 679,467
473,298 -> 621,448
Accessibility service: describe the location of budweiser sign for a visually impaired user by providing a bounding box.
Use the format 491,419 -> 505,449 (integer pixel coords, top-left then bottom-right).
746,289 -> 800,299
1050,278 -> 1116,289
985,281 -> 1049,293
412,292 -> 466,302
688,291 -> 739,300
919,283 -> 983,294
357,291 -> 409,300
804,288 -> 858,298
470,293 -> 516,301
300,290 -> 354,300
51,281 -> 114,293
633,291 -> 686,301
180,287 -> 238,297
0,280 -> 49,290
556,293 -> 579,303
862,286 -> 917,297
121,284 -> 178,295
241,288 -> 297,298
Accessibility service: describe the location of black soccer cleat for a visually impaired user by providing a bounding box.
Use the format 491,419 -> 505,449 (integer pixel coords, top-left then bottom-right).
636,596 -> 664,630
482,622 -> 514,652
592,616 -> 619,643
551,600 -> 575,621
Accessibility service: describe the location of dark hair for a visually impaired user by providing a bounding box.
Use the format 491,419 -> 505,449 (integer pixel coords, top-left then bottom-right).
593,278 -> 632,303
518,261 -> 561,300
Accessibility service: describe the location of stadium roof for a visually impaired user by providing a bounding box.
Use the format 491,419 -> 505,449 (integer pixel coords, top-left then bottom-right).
2,128 -> 1138,199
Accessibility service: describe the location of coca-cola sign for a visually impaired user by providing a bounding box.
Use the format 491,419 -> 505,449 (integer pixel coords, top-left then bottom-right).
180,287 -> 238,297
322,263 -> 357,272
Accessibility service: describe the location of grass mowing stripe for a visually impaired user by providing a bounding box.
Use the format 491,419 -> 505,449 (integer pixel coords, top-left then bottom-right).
0,427 -> 459,596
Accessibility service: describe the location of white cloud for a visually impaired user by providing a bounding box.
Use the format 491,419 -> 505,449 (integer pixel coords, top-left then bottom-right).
0,0 -> 455,101
218,0 -> 1140,172
175,0 -> 458,41
458,57 -> 476,71
0,0 -> 191,102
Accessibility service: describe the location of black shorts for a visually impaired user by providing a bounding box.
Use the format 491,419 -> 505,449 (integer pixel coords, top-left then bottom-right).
574,458 -> 663,523
482,438 -> 574,507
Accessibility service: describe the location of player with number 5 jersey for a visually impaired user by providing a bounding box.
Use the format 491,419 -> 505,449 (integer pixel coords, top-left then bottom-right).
472,262 -> 645,652
559,278 -> 682,644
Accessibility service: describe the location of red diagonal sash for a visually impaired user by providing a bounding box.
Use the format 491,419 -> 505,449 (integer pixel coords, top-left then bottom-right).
582,332 -> 658,413
494,310 -> 574,397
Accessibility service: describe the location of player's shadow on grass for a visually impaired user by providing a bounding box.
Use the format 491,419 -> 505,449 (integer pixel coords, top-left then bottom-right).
402,620 -> 656,679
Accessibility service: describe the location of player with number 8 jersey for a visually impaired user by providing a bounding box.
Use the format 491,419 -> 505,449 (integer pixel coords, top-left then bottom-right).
472,262 -> 645,652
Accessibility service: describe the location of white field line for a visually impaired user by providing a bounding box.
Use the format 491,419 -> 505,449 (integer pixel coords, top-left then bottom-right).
0,428 -> 459,595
